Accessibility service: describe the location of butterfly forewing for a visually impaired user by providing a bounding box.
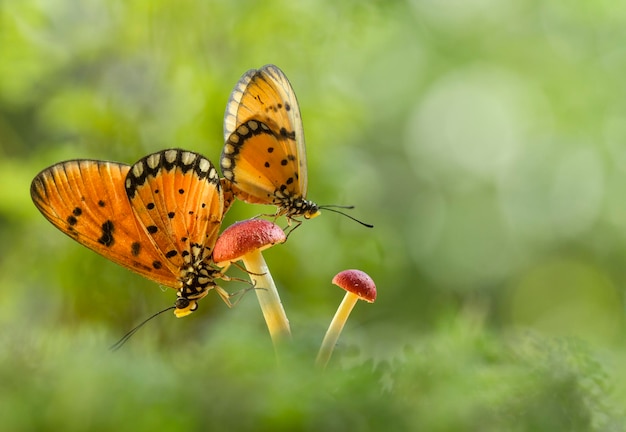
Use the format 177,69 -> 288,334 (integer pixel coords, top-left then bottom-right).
125,149 -> 224,270
30,160 -> 179,287
223,68 -> 255,141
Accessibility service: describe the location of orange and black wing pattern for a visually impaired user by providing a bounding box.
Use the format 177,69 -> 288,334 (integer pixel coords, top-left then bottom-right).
31,149 -> 229,317
31,159 -> 178,287
221,65 -> 319,220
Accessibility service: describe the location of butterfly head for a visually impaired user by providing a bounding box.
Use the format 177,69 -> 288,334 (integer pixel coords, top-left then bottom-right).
273,192 -> 320,220
174,294 -> 204,318
302,202 -> 321,220
173,263 -> 221,317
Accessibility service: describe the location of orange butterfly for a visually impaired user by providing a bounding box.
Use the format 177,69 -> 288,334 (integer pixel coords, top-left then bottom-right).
221,65 -> 373,229
31,149 -> 230,317
221,64 -> 320,223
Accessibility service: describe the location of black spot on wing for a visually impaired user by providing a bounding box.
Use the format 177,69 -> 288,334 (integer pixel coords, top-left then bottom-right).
98,220 -> 115,247
279,128 -> 296,140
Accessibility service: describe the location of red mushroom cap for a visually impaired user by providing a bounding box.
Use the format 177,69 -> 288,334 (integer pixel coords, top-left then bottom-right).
332,269 -> 377,303
212,219 -> 286,263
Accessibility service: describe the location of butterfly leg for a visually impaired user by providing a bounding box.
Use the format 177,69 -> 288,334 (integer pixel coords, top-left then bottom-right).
220,271 -> 259,285
231,260 -> 265,276
215,285 -> 234,308
226,282 -> 263,307
284,218 -> 302,239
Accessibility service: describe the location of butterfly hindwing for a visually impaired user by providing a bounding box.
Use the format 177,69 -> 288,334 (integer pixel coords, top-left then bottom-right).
220,177 -> 236,215
125,149 -> 224,271
30,160 -> 179,287
222,120 -> 302,205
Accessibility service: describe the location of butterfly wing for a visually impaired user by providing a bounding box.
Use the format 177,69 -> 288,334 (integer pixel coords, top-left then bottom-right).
222,64 -> 308,198
222,120 -> 304,208
223,67 -> 255,140
220,177 -> 235,216
124,149 -> 223,272
30,160 -> 179,287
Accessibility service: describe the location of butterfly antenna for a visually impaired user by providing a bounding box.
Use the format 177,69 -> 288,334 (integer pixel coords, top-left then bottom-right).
109,306 -> 175,352
318,205 -> 374,228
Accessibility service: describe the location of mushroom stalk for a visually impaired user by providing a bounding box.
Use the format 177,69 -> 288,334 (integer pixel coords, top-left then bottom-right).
212,219 -> 289,353
241,249 -> 291,346
315,292 -> 359,369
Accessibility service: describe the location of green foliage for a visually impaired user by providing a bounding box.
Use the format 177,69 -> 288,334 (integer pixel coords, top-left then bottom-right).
2,0 -> 626,430
0,313 -> 620,431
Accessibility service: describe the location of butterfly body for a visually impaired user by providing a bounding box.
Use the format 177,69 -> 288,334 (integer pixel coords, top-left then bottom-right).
31,149 -> 229,317
221,65 -> 320,223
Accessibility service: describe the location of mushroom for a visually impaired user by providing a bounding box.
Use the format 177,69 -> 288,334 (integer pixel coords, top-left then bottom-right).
316,269 -> 377,369
213,219 -> 290,347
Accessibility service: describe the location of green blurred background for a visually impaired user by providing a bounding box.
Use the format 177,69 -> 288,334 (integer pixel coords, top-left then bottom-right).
2,0 -> 626,430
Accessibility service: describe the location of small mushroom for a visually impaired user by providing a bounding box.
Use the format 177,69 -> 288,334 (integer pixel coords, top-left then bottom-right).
316,269 -> 377,369
213,219 -> 290,347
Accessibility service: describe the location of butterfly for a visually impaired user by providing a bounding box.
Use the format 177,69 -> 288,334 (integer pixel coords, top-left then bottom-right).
221,65 -> 373,229
221,64 -> 321,223
30,149 -> 230,318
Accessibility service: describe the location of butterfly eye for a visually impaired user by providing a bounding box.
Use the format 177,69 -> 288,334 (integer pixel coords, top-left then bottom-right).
174,297 -> 200,318
175,297 -> 190,310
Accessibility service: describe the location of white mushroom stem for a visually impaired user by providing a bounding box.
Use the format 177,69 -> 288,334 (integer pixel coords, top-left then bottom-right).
315,291 -> 359,369
241,249 -> 291,346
